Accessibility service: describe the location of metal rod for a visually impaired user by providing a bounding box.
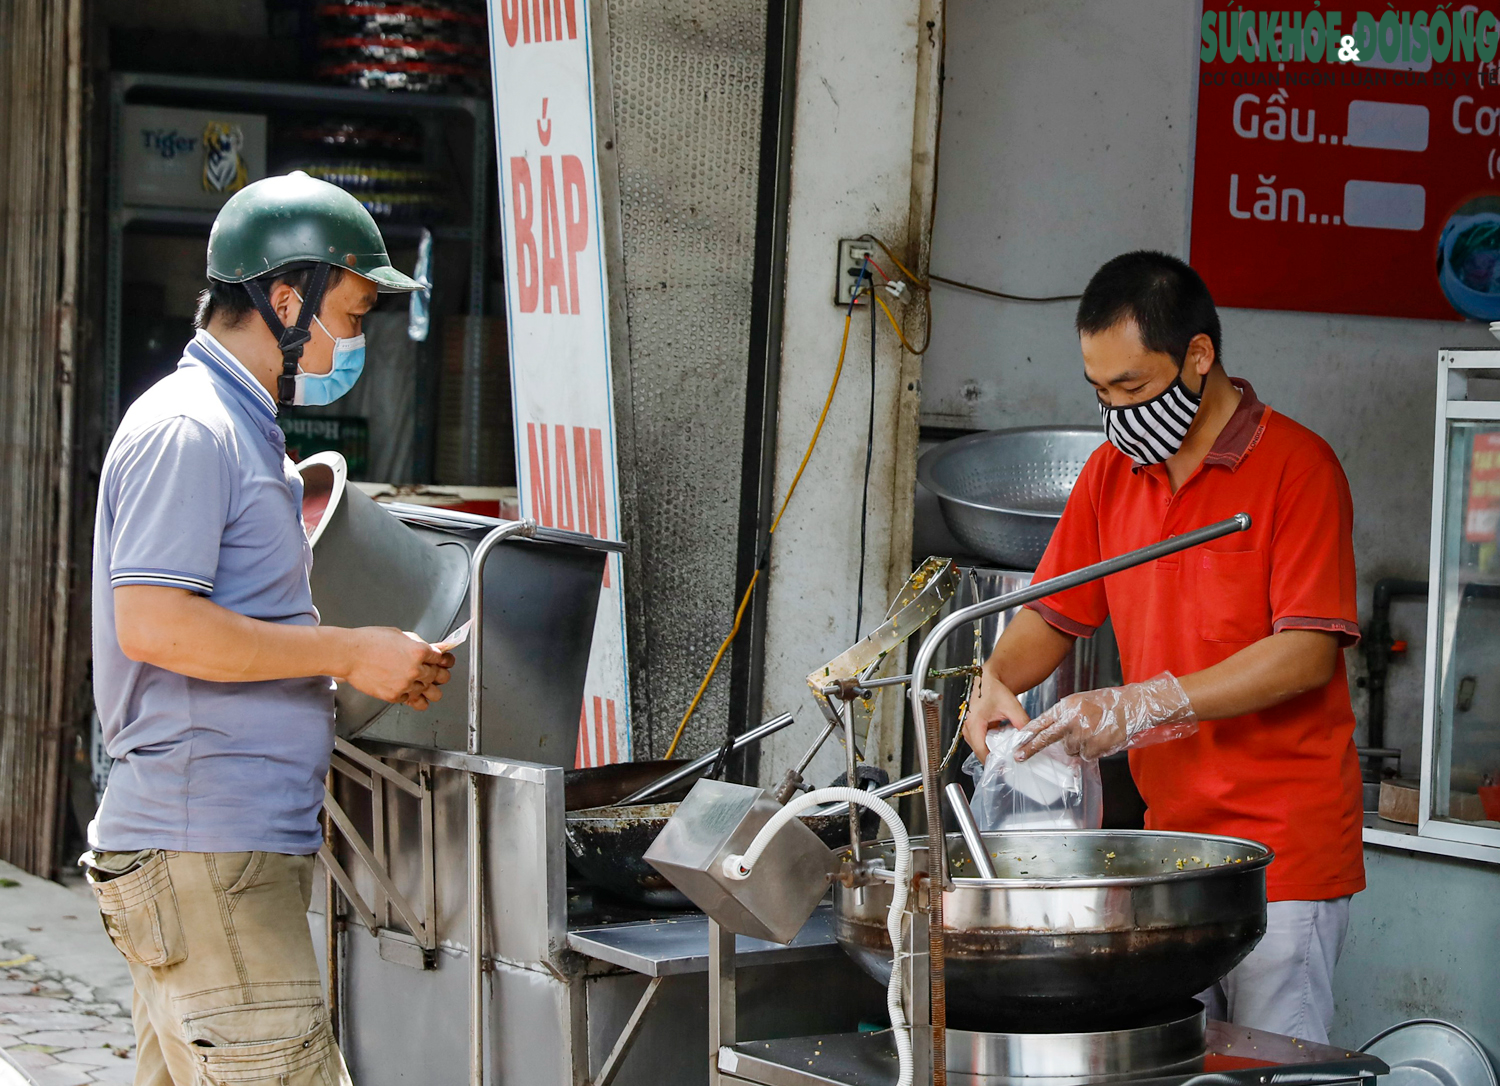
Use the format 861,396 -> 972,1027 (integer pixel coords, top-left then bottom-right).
323,772 -> 339,1042
842,701 -> 863,898
329,755 -> 373,791
810,772 -> 923,817
819,664 -> 980,697
592,976 -> 664,1086
708,920 -> 736,1086
920,696 -> 948,1083
324,792 -> 428,939
335,737 -> 425,798
774,715 -> 854,805
467,774 -> 484,1084
419,769 -> 436,952
944,783 -> 995,879
318,844 -> 379,933
371,765 -> 387,927
465,520 -> 536,1086
791,717 -> 839,776
616,711 -> 796,805
908,513 -> 1250,894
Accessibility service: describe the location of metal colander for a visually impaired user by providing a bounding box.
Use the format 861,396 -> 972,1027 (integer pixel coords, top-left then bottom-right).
917,426 -> 1106,569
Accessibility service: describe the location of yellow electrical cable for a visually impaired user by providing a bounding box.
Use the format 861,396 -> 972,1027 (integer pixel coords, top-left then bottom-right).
863,234 -> 928,292
873,290 -> 926,355
662,302 -> 861,760
864,234 -> 933,354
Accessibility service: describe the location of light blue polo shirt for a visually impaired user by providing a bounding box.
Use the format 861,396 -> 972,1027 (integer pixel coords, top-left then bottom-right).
90,330 -> 335,855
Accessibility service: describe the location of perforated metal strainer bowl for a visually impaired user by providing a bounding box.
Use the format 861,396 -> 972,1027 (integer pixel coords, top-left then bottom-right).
917,426 -> 1106,570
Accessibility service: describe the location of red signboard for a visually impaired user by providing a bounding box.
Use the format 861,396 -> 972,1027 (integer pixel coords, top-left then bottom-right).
1191,4 -> 1500,321
1467,432 -> 1500,541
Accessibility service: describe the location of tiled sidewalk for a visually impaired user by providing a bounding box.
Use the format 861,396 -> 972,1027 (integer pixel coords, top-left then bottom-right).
0,863 -> 137,1086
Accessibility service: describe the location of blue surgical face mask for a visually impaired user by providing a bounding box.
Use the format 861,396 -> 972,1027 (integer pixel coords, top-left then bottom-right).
291,289 -> 365,406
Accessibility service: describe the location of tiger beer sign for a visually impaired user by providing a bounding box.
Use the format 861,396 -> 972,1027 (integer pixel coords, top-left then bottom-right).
488,0 -> 632,766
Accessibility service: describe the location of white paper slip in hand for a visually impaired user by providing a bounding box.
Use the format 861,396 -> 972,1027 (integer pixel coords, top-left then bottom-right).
434,619 -> 472,653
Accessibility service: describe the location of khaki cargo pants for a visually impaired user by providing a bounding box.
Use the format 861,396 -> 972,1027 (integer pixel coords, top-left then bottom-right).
82,849 -> 352,1086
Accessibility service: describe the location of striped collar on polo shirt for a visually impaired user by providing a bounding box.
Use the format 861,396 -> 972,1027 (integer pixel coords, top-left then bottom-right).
185,330 -> 278,420
1200,378 -> 1268,472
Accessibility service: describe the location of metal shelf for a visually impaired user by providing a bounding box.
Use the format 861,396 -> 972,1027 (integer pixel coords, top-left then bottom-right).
115,205 -> 472,242
115,71 -> 485,117
567,907 -> 841,978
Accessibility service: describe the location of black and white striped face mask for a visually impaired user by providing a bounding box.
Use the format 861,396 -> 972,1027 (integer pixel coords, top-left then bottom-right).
1098,373 -> 1203,466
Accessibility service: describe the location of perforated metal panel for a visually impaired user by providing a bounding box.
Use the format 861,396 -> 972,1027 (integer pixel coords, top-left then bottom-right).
604,0 -> 769,757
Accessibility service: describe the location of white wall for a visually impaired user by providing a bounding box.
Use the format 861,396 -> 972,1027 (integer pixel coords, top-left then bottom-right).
756,0 -> 927,786
922,0 -> 1498,757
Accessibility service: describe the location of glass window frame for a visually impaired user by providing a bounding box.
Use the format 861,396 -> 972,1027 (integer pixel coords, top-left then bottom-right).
1421,351 -> 1500,851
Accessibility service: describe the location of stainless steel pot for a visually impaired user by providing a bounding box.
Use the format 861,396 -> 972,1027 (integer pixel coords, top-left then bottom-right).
833,830 -> 1271,1032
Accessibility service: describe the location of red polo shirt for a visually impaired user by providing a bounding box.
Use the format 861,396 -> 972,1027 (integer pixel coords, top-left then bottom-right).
1028,379 -> 1365,902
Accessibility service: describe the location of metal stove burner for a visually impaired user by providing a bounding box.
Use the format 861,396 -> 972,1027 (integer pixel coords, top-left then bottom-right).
717,1017 -> 1388,1086
947,1002 -> 1206,1083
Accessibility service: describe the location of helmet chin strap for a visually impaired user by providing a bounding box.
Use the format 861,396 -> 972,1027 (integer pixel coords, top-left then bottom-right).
242,263 -> 333,410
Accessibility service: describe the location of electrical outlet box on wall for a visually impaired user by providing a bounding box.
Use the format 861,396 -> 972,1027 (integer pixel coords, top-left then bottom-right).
834,238 -> 874,306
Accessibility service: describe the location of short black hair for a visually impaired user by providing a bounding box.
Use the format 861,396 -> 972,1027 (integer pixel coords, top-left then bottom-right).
1075,251 -> 1222,367
194,263 -> 345,331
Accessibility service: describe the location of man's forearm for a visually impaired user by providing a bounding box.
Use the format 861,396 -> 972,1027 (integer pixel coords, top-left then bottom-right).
115,586 -> 356,682
1177,629 -> 1339,720
985,607 -> 1078,695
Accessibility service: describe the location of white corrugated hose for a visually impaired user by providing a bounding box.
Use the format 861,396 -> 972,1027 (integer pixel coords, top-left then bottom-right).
724,788 -> 914,1086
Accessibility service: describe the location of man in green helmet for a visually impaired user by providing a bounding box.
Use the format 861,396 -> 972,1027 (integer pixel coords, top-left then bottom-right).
82,172 -> 449,1085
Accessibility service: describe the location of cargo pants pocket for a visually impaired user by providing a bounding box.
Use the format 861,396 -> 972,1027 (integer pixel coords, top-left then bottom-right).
191,1022 -> 339,1085
86,850 -> 188,968
185,999 -> 340,1086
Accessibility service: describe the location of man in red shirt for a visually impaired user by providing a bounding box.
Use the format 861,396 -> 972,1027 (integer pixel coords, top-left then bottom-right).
961,251 -> 1364,1044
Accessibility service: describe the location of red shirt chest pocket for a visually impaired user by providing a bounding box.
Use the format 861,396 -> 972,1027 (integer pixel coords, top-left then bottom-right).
1194,549 -> 1270,643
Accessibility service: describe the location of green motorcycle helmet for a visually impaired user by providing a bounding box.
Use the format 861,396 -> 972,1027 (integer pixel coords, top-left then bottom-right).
207,170 -> 421,292
206,171 -> 420,406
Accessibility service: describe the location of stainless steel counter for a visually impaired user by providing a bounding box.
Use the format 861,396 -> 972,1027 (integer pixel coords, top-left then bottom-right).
320,739 -> 885,1086
568,906 -> 842,978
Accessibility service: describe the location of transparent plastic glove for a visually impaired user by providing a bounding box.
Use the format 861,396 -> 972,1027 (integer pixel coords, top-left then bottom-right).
1015,672 -> 1198,762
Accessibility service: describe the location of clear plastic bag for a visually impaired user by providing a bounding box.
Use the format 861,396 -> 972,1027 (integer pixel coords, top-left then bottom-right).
963,726 -> 1102,832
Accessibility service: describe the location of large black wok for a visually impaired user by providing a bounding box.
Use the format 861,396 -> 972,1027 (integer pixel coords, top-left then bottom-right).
563,759 -> 877,908
564,759 -> 692,811
562,761 -> 694,907
566,800 -> 875,909
835,830 -> 1271,1032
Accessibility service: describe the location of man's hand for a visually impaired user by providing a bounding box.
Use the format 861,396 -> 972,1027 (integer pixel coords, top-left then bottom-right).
340,628 -> 455,710
1015,672 -> 1197,761
961,673 -> 1033,759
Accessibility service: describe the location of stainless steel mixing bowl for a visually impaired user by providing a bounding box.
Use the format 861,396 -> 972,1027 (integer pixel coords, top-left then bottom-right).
834,830 -> 1271,1032
917,427 -> 1106,569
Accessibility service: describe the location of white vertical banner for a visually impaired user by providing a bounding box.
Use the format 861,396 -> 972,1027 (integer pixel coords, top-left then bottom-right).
487,0 -> 631,766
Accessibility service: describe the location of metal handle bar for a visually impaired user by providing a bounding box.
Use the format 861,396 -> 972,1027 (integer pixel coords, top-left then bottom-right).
810,772 -> 923,817
945,783 -> 997,879
908,513 -> 1251,894
615,712 -> 797,806
465,518 -> 536,1086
